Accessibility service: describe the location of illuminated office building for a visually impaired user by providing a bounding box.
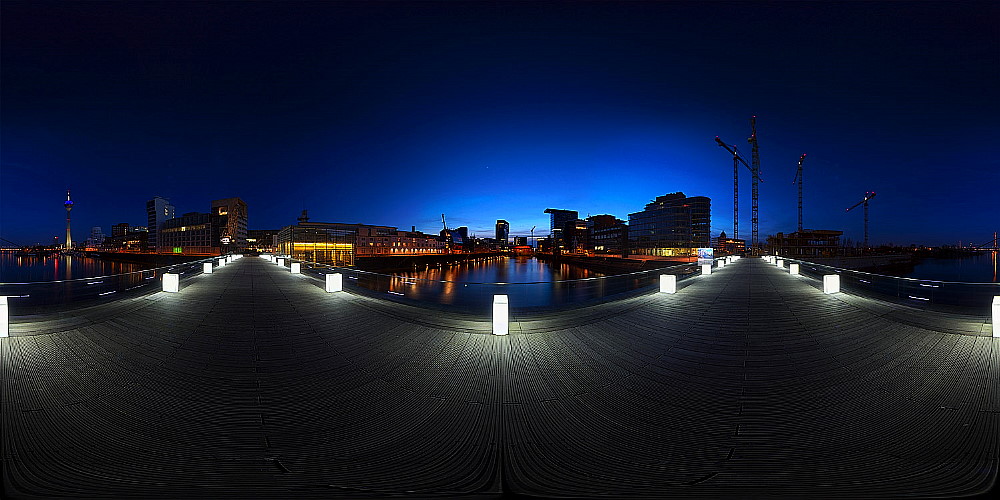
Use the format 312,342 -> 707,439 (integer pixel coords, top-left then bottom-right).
628,192 -> 711,257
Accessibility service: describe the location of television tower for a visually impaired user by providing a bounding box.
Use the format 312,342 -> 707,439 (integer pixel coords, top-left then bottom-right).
64,189 -> 74,249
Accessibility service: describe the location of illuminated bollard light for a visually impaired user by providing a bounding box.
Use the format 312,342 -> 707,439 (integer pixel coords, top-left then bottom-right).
789,263 -> 799,275
660,274 -> 676,294
993,296 -> 999,338
776,259 -> 784,268
277,258 -> 285,267
203,263 -> 213,274
823,274 -> 840,294
290,263 -> 300,274
162,273 -> 179,293
493,295 -> 509,335
325,273 -> 343,292
718,260 -> 726,268
702,264 -> 712,275
0,296 -> 9,338
218,258 -> 226,267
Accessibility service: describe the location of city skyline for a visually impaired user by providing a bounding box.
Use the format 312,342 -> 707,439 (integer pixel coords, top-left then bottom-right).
2,2 -> 997,247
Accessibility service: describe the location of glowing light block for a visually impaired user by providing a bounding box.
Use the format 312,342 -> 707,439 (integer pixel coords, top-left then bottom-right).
702,264 -> 712,275
823,274 -> 840,294
203,263 -> 213,274
162,273 -> 179,293
660,274 -> 676,293
218,258 -> 226,267
290,263 -> 300,274
993,296 -> 1000,338
277,258 -> 285,267
776,259 -> 784,268
0,296 -> 9,338
325,273 -> 343,292
789,263 -> 799,275
493,295 -> 509,335
718,260 -> 726,268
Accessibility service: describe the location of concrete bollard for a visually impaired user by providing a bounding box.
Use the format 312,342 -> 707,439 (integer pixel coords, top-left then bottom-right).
789,263 -> 799,275
493,295 -> 509,335
290,263 -> 300,274
702,264 -> 712,275
776,259 -> 784,268
824,274 -> 840,294
162,273 -> 179,293
218,258 -> 226,267
660,274 -> 676,293
325,273 -> 343,292
277,258 -> 285,267
203,263 -> 213,274
718,260 -> 726,269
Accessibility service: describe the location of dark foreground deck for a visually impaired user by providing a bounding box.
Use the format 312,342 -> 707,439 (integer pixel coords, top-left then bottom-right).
2,257 -> 997,498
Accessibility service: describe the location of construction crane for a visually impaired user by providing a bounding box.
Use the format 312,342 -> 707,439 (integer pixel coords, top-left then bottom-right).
747,116 -> 762,253
530,225 -> 536,248
715,132 -> 762,250
846,191 -> 877,248
441,214 -> 451,254
792,153 -> 806,233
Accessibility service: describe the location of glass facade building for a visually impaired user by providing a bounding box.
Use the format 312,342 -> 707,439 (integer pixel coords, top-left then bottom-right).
628,192 -> 711,257
277,222 -> 357,266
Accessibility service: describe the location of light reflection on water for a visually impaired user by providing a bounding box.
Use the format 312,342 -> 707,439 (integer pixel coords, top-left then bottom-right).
0,253 -> 153,282
905,252 -> 1000,283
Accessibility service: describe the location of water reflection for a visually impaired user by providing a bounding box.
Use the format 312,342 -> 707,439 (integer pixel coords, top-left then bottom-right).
342,256 -> 677,313
2,253 -> 151,282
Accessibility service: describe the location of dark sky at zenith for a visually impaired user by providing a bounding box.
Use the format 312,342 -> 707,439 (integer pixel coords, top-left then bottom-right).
2,1 -> 997,247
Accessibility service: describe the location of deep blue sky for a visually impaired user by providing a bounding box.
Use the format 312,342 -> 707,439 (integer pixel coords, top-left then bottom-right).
2,1 -> 997,247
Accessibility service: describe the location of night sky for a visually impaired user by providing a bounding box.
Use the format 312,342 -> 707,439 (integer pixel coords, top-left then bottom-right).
2,1 -> 997,247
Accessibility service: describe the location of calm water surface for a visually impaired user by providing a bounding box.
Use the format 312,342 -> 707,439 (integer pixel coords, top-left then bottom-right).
904,252 -> 999,283
0,253 -> 153,282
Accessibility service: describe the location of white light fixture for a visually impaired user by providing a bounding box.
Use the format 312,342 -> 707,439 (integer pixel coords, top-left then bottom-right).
789,263 -> 799,275
823,274 -> 840,294
163,273 -> 179,293
776,259 -> 784,268
326,273 -> 343,292
203,263 -> 213,274
718,260 -> 726,268
993,296 -> 999,338
0,296 -> 9,338
493,295 -> 509,335
702,264 -> 712,275
277,258 -> 284,267
290,263 -> 300,274
660,274 -> 676,293
218,258 -> 225,267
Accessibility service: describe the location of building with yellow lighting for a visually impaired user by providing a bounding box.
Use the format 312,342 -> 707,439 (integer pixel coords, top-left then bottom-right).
276,221 -> 446,266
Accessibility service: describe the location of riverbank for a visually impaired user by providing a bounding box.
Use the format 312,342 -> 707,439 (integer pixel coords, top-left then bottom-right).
356,252 -> 504,272
86,251 -> 209,267
804,254 -> 915,274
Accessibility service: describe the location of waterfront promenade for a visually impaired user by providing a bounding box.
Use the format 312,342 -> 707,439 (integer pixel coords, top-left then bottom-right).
2,257 -> 997,498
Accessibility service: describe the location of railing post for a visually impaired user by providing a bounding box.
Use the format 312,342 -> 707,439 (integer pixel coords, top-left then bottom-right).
660,274 -> 676,293
326,273 -> 343,292
493,295 -> 509,335
0,296 -> 9,338
162,273 -> 179,293
992,296 -> 999,338
824,274 -> 840,294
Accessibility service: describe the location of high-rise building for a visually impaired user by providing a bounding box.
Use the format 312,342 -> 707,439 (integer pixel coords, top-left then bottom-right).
513,236 -> 528,246
159,212 -> 215,254
146,196 -> 175,252
86,226 -> 106,249
628,192 -> 711,257
112,223 -> 130,237
588,214 -> 628,256
495,220 -> 509,246
211,197 -> 249,251
543,208 -> 578,252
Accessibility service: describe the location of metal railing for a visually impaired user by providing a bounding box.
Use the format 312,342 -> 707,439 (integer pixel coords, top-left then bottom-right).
0,256 -> 220,314
780,256 -> 1000,314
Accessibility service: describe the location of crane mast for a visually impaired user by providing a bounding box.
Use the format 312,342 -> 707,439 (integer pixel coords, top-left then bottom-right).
747,116 -> 761,253
716,127 -> 762,253
792,154 -> 806,233
846,191 -> 877,249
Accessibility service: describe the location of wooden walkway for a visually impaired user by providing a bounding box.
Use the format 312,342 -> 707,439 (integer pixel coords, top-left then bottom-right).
2,257 -> 997,498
